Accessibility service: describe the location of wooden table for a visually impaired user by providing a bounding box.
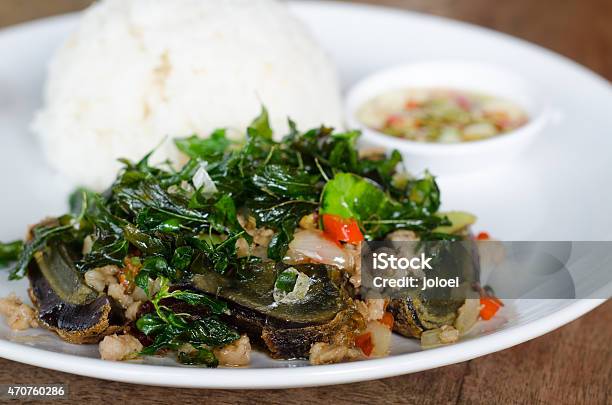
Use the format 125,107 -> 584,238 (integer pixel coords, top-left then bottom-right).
0,1 -> 610,403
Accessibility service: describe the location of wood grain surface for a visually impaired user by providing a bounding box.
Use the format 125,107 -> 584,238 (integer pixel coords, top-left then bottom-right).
0,1 -> 610,404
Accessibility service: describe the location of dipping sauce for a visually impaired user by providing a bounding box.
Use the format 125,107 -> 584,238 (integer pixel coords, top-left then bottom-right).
357,88 -> 529,143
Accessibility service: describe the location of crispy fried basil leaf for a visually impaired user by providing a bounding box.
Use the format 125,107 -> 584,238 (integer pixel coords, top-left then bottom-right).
136,310 -> 238,366
171,246 -> 193,272
175,129 -> 232,160
113,177 -> 209,224
9,214 -> 83,280
169,290 -> 228,315
267,216 -> 301,261
178,347 -> 219,368
123,224 -> 170,256
0,240 -> 23,268
178,347 -> 218,367
249,107 -> 273,140
252,164 -> 321,200
136,313 -> 166,336
184,318 -> 240,347
78,193 -> 129,270
188,233 -> 244,275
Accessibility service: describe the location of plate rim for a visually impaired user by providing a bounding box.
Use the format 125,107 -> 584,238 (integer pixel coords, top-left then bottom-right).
0,299 -> 603,389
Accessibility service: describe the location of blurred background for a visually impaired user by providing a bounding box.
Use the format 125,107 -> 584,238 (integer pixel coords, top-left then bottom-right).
1,0 -> 610,78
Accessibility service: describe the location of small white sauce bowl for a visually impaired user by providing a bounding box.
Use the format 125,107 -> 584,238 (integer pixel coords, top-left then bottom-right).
345,61 -> 552,175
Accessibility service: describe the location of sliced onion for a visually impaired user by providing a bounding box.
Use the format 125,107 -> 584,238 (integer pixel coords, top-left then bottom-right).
454,298 -> 481,335
192,164 -> 218,197
420,329 -> 443,349
285,229 -> 350,269
367,320 -> 392,357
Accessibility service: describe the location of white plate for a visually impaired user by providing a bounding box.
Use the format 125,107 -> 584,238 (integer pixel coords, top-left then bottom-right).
0,1 -> 610,389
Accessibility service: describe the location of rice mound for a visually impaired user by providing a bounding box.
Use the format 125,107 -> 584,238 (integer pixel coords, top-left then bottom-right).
33,0 -> 343,189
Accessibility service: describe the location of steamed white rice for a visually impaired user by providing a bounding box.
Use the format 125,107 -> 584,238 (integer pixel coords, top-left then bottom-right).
33,0 -> 343,190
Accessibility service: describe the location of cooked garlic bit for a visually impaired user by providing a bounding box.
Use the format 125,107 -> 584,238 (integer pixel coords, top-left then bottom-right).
124,301 -> 142,321
298,213 -> 318,230
0,293 -> 38,330
99,334 -> 143,361
344,242 -> 362,288
365,299 -> 386,321
107,283 -> 135,309
82,235 -> 94,255
355,300 -> 370,319
236,213 -> 275,258
385,230 -> 419,241
213,335 -> 251,367
420,325 -> 460,348
84,262 -> 150,320
309,342 -> 363,365
235,237 -> 251,258
438,325 -> 460,344
84,265 -> 119,292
